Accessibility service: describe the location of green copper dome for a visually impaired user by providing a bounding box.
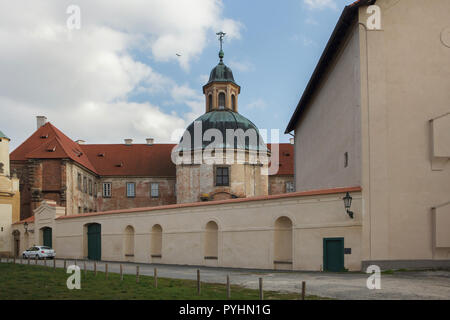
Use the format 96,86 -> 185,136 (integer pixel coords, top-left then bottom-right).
206,50 -> 237,85
0,130 -> 9,140
177,110 -> 267,152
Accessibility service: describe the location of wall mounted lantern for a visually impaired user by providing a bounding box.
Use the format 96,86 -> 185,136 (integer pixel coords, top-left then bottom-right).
343,192 -> 354,219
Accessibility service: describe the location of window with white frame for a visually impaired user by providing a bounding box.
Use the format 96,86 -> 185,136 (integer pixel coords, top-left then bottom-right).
151,183 -> 159,198
286,181 -> 295,193
102,182 -> 112,198
126,182 -> 136,198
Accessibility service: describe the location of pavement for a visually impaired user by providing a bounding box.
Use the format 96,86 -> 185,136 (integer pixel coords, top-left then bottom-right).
3,258 -> 450,300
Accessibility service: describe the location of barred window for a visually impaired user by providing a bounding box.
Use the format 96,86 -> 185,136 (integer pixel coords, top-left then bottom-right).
88,179 -> 93,196
151,183 -> 159,198
77,173 -> 82,190
215,167 -> 229,187
83,176 -> 87,193
103,182 -> 112,198
286,181 -> 295,193
127,182 -> 136,198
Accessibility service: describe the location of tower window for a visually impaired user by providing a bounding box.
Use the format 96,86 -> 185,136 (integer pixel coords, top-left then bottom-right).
208,94 -> 213,111
218,92 -> 226,109
231,95 -> 236,111
215,166 -> 229,187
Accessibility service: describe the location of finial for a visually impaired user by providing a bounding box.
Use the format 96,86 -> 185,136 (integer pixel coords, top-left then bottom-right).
216,31 -> 226,62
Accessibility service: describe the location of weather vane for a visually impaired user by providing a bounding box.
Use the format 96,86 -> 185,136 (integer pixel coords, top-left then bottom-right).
216,31 -> 226,51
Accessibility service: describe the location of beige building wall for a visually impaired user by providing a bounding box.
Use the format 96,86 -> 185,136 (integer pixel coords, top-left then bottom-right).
176,151 -> 269,203
12,188 -> 362,271
294,22 -> 362,192
358,0 -> 450,264
66,162 -> 97,215
0,136 -> 20,256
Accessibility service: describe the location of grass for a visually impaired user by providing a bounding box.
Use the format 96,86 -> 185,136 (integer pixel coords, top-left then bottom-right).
0,263 -> 326,300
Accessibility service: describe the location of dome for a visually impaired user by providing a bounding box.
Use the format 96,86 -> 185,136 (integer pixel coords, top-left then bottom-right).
177,110 -> 267,152
205,50 -> 237,85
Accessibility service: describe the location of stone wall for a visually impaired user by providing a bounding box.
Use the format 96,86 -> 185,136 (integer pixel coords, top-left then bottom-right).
13,187 -> 363,271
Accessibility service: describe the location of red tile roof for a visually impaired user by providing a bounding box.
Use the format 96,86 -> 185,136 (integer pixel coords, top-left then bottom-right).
12,215 -> 35,225
81,144 -> 176,177
11,123 -> 294,177
268,143 -> 294,176
56,186 -> 362,220
10,122 -> 96,173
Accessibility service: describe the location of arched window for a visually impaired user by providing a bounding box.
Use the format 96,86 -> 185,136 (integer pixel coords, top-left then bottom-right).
204,221 -> 218,259
274,217 -> 293,264
124,225 -> 135,257
231,95 -> 236,111
218,92 -> 226,109
208,94 -> 213,111
151,224 -> 162,258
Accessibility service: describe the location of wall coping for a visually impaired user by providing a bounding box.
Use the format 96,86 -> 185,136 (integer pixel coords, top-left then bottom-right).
55,186 -> 362,221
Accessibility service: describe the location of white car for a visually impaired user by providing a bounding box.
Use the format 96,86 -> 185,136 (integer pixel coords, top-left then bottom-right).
22,246 -> 56,259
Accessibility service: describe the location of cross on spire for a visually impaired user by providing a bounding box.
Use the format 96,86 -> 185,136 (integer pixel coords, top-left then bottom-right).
216,31 -> 226,51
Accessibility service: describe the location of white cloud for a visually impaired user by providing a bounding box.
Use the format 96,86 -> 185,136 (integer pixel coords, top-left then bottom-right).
171,84 -> 205,120
303,0 -> 338,10
0,1 -> 241,148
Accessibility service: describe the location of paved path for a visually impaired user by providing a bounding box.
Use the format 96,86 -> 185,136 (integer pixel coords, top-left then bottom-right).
5,258 -> 450,300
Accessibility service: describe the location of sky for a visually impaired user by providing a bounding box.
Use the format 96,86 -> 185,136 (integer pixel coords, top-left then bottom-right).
0,0 -> 353,150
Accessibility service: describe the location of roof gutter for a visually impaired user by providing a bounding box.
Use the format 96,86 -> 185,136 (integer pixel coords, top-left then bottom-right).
285,0 -> 376,133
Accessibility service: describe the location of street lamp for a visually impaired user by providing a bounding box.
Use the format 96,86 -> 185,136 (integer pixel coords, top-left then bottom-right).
343,192 -> 354,219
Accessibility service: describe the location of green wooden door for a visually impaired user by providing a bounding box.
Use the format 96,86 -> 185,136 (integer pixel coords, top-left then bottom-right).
87,224 -> 101,261
323,238 -> 344,272
43,228 -> 52,248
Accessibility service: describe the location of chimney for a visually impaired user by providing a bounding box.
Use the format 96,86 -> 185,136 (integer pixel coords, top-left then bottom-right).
146,138 -> 154,146
289,137 -> 294,145
124,138 -> 133,146
36,116 -> 47,129
76,140 -> 86,145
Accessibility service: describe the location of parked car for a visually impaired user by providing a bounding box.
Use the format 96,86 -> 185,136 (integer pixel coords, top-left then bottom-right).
22,246 -> 56,259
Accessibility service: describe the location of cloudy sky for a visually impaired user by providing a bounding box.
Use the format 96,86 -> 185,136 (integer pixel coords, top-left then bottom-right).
1,0 -> 352,150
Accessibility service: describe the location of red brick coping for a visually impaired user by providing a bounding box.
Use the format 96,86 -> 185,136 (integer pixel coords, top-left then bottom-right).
54,186 -> 362,221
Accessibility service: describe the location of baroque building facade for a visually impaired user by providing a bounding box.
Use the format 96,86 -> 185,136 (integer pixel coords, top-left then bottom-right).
9,51 -> 293,220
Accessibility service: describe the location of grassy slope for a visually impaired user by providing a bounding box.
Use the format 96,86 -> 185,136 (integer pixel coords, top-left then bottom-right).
0,263 -> 326,300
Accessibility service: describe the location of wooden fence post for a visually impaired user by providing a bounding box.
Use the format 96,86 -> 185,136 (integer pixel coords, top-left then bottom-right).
301,281 -> 306,301
94,261 -> 97,276
136,266 -> 140,283
197,269 -> 201,295
13,257 -> 16,264
154,268 -> 158,288
64,259 -> 66,269
84,261 -> 87,278
28,256 -> 30,265
259,278 -> 263,300
53,258 -> 56,270
120,264 -> 123,281
44,257 -> 47,266
226,275 -> 230,299
35,255 -> 38,265
105,263 -> 108,280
